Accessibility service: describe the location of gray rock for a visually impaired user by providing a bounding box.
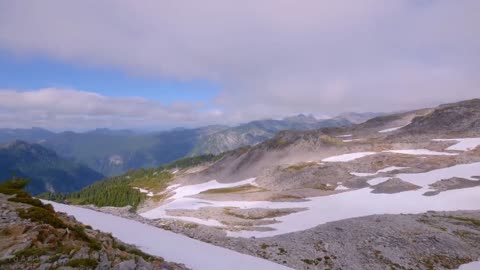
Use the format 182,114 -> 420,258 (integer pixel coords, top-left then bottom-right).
40,263 -> 52,270
71,246 -> 90,259
96,252 -> 112,270
136,257 -> 153,270
114,259 -> 136,270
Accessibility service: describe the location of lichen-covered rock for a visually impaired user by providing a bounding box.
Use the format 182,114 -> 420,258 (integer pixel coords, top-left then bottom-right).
0,191 -> 189,270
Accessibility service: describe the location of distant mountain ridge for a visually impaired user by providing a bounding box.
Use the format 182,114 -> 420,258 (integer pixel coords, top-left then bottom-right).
189,115 -> 352,155
0,114 -> 362,176
0,141 -> 104,194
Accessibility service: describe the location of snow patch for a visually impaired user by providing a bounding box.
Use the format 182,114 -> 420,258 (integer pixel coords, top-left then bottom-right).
138,162 -> 480,239
378,125 -> 406,133
322,152 -> 376,162
166,184 -> 181,190
351,166 -> 408,177
335,185 -> 349,191
228,162 -> 480,237
432,138 -> 480,151
383,149 -> 458,156
44,201 -> 293,270
132,187 -> 154,197
367,177 -> 391,186
342,139 -> 362,142
458,261 -> 480,270
140,178 -> 258,220
336,134 -> 352,138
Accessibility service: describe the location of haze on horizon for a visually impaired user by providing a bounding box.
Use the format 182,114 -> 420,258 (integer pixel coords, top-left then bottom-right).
0,1 -> 478,130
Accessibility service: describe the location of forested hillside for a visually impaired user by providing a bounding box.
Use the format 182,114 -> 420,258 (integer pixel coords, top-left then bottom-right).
0,141 -> 104,194
40,153 -> 223,208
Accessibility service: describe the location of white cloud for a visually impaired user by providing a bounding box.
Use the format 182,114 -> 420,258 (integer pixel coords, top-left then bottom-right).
0,0 -> 479,128
0,88 -> 222,130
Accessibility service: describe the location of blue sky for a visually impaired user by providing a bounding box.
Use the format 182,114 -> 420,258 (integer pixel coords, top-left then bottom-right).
0,49 -> 220,105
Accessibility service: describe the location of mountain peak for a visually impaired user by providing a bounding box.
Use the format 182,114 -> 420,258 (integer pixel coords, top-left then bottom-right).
283,114 -> 318,123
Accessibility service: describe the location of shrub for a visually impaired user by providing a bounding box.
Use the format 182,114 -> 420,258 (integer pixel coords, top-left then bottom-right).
127,247 -> 155,261
70,225 -> 102,250
16,207 -> 66,228
320,135 -> 343,146
14,247 -> 49,258
8,196 -> 44,208
0,179 -> 30,197
286,162 -> 316,171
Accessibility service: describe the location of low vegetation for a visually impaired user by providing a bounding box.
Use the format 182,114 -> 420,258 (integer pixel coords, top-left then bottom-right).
320,135 -> 344,146
200,185 -> 262,194
1,179 -> 102,250
66,258 -> 99,268
285,162 -> 317,171
445,216 -> 480,227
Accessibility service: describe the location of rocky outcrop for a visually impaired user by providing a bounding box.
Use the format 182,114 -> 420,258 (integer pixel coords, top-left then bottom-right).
395,99 -> 480,138
0,188 -> 188,270
370,178 -> 421,194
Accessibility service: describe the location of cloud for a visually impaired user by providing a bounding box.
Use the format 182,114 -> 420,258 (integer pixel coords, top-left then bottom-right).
0,1 -> 479,128
0,88 -> 222,130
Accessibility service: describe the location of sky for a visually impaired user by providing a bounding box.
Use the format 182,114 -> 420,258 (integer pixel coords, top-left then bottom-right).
0,1 -> 478,131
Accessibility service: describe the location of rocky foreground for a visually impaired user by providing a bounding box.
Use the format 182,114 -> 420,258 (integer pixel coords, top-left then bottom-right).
0,180 -> 188,270
92,204 -> 480,270
226,211 -> 480,270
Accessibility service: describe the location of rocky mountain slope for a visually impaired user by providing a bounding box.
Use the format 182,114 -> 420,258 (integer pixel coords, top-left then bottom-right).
0,179 -> 187,270
190,115 -> 351,156
156,210 -> 480,270
184,99 -> 478,184
0,141 -> 104,195
394,99 -> 480,139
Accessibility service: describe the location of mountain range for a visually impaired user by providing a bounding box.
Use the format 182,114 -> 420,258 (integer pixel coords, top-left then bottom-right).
0,113 -> 367,176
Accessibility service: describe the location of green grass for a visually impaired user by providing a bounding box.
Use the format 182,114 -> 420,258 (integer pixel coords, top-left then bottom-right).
200,185 -> 261,194
66,258 -> 99,268
270,194 -> 302,201
14,247 -> 49,259
128,170 -> 173,193
286,162 -> 317,171
0,178 -> 30,197
314,184 -> 335,191
320,135 -> 343,146
224,208 -> 299,220
446,216 -> 480,227
16,207 -> 67,228
8,196 -> 46,208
